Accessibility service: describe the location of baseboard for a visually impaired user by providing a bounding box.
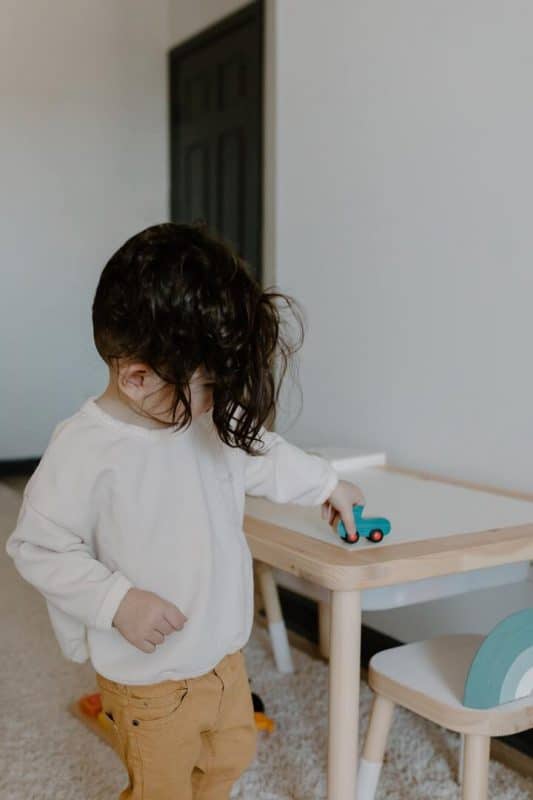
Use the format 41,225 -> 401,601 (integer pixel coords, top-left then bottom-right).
0,458 -> 40,478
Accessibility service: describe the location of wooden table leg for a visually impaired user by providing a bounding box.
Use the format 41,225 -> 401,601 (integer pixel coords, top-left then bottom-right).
328,590 -> 362,800
255,561 -> 294,673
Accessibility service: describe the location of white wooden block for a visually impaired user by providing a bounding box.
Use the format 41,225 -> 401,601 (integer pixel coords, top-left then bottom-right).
356,758 -> 383,800
304,446 -> 387,471
268,620 -> 294,673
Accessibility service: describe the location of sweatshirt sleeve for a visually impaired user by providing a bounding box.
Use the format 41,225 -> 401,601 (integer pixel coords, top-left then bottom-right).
5,495 -> 133,630
243,427 -> 340,505
5,420 -> 133,632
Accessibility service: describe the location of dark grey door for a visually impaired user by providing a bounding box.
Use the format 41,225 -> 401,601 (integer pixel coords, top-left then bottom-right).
169,2 -> 263,281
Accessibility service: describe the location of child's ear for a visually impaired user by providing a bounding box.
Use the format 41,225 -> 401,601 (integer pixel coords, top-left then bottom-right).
118,362 -> 157,403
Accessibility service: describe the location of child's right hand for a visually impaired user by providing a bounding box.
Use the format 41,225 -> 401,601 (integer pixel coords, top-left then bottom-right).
112,588 -> 187,653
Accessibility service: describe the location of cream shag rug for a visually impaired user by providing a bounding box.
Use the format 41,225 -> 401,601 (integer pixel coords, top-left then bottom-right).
1,481 -> 533,800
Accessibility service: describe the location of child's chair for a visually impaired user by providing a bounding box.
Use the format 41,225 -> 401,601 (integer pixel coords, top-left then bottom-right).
358,609 -> 533,800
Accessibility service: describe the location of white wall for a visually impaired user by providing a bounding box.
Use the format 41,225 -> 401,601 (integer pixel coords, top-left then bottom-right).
0,0 -> 169,458
168,0 -> 249,46
271,0 -> 533,641
5,0 -> 531,487
273,0 -> 533,496
0,0 -> 263,459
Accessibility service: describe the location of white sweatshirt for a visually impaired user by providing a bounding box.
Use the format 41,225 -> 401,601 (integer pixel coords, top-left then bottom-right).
5,396 -> 339,684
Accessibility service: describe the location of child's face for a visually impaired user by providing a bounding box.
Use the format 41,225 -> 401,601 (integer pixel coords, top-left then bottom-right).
118,362 -> 215,427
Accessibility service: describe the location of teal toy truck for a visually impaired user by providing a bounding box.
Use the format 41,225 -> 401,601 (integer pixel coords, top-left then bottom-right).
337,504 -> 391,544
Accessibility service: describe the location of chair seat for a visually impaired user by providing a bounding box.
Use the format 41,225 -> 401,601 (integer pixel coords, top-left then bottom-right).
369,634 -> 533,737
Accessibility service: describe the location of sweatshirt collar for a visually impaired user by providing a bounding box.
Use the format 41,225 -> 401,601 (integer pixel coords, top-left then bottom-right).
81,395 -> 191,441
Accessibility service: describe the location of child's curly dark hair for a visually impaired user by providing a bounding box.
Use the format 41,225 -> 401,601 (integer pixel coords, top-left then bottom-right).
91,222 -> 305,455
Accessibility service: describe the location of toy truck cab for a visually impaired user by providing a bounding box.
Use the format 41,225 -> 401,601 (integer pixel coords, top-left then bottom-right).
337,504 -> 391,544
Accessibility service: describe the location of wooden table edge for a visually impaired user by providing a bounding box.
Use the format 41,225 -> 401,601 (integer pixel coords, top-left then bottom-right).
244,465 -> 533,592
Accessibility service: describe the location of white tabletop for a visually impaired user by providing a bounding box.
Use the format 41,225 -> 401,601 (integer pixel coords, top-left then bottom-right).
244,466 -> 533,551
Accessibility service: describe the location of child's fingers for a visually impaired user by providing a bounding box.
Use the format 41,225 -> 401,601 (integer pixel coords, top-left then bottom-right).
339,506 -> 357,535
330,504 -> 356,535
329,510 -> 341,531
354,487 -> 366,506
326,505 -> 356,536
163,605 -> 187,630
154,619 -> 174,636
146,630 -> 165,646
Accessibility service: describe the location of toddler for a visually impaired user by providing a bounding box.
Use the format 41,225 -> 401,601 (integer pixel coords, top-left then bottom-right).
6,222 -> 363,799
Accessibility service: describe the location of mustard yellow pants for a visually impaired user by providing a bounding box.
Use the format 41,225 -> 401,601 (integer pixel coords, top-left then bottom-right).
96,649 -> 257,800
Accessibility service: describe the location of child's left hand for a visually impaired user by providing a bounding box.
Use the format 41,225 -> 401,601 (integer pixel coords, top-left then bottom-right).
321,480 -> 365,538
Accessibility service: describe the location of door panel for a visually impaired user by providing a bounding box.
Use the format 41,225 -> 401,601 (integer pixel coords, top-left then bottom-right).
169,3 -> 263,281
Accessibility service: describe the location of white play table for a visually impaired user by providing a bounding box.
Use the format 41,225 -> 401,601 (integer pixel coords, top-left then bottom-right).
244,465 -> 533,800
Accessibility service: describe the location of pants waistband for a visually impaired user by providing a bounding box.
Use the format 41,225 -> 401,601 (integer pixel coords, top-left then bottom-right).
96,649 -> 243,697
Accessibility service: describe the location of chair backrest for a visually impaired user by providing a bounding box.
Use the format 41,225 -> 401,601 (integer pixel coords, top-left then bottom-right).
463,608 -> 533,709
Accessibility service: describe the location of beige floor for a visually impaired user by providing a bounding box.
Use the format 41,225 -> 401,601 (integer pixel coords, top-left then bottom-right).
2,479 -> 533,799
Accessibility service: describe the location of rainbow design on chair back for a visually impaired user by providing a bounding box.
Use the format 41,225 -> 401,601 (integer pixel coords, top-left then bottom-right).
463,608 -> 533,709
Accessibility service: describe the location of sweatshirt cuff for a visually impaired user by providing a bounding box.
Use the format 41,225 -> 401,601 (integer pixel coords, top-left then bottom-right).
315,464 -> 340,505
94,572 -> 133,631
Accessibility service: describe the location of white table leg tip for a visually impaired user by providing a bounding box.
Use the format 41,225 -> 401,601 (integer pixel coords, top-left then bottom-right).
269,620 -> 294,673
356,758 -> 382,800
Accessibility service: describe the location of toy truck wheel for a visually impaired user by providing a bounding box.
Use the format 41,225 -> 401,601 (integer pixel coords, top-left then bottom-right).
369,529 -> 384,543
346,531 -> 359,544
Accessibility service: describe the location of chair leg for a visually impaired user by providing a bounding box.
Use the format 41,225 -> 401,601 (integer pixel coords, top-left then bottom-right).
255,562 -> 294,673
357,694 -> 395,800
462,735 -> 490,800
